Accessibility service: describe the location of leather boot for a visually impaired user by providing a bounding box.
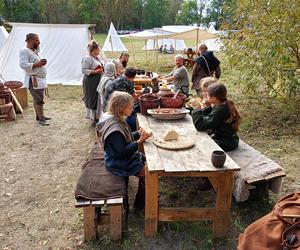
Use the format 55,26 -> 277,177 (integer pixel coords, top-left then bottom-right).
34,103 -> 51,121
35,104 -> 49,126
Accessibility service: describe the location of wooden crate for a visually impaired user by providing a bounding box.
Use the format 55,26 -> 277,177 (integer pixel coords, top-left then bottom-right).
12,86 -> 28,109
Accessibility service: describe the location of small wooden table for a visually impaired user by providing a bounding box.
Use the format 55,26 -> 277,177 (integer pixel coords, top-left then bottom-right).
137,114 -> 240,238
183,51 -> 196,67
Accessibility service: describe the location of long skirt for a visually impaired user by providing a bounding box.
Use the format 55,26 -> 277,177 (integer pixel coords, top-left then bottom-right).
82,74 -> 101,110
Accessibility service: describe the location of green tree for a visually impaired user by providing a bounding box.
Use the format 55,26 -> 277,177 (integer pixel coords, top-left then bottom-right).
142,0 -> 170,28
175,0 -> 208,26
0,0 -> 43,23
224,0 -> 300,96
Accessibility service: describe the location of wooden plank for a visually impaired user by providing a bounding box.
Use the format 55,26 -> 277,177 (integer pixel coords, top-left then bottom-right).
138,114 -> 164,171
91,200 -> 105,206
8,88 -> 23,114
246,170 -> 286,184
110,205 -> 122,240
107,197 -> 123,205
83,206 -> 97,241
98,214 -> 110,225
158,207 -> 215,221
75,200 -> 91,208
145,165 -> 159,237
213,172 -> 234,238
208,176 -> 219,192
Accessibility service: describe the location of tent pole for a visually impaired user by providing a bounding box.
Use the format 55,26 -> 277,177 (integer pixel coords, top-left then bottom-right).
196,27 -> 199,51
155,37 -> 158,73
129,37 -> 137,68
110,35 -> 114,58
145,39 -> 147,63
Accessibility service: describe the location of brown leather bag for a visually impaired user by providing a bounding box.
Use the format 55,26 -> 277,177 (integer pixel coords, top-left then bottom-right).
238,192 -> 300,250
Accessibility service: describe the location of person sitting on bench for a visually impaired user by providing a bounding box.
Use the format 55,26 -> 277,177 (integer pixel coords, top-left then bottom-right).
97,91 -> 152,210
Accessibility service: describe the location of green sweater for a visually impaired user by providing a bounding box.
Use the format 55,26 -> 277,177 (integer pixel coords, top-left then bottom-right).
192,104 -> 239,151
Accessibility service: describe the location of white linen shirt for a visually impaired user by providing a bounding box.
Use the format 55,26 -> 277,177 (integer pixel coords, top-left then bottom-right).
19,47 -> 47,89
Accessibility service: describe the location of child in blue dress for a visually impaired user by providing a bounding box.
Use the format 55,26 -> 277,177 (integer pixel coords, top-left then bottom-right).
97,91 -> 152,209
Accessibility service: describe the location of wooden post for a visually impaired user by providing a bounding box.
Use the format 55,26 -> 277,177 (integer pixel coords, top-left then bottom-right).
83,206 -> 97,241
213,171 -> 234,238
145,166 -> 158,237
110,205 -> 122,240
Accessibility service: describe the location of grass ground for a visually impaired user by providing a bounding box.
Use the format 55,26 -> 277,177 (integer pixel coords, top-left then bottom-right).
0,34 -> 299,250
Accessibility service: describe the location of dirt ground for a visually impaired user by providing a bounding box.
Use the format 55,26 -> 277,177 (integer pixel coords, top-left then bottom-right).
0,85 -> 299,250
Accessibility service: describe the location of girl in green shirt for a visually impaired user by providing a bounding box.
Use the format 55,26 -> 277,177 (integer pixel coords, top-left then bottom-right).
192,83 -> 241,151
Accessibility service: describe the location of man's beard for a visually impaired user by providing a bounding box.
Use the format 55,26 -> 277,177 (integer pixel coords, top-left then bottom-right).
121,61 -> 127,68
33,45 -> 40,53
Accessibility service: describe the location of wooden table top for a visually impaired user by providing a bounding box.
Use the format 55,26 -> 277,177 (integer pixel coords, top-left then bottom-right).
138,114 -> 240,173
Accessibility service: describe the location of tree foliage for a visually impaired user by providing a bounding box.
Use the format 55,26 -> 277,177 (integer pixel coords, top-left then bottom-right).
175,0 -> 209,26
223,0 -> 300,96
0,0 -> 184,32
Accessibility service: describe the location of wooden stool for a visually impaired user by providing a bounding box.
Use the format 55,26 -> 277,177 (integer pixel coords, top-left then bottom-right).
75,197 -> 123,241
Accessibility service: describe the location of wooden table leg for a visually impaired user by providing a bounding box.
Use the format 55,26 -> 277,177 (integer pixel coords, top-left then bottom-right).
145,166 -> 158,237
213,171 -> 234,238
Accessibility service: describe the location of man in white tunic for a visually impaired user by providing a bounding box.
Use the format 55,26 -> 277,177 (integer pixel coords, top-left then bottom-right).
19,33 -> 50,126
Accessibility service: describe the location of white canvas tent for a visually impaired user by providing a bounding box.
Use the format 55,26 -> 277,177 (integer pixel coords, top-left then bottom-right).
202,23 -> 224,51
142,28 -> 187,51
102,22 -> 127,52
0,26 -> 8,50
0,23 -> 93,85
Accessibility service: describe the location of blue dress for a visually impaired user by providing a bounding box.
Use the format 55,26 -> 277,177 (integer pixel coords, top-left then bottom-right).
97,115 -> 145,176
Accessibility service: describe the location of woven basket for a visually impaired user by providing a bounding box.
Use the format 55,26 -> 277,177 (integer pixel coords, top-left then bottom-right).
160,93 -> 186,109
139,93 -> 160,115
4,81 -> 23,90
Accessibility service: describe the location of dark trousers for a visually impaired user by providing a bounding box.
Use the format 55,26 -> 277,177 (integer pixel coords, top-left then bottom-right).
124,176 -> 145,211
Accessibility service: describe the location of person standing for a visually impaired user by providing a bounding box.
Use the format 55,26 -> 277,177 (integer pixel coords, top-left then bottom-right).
161,54 -> 190,96
96,61 -> 116,117
19,33 -> 50,126
81,40 -> 105,125
192,44 -> 221,96
115,52 -> 129,76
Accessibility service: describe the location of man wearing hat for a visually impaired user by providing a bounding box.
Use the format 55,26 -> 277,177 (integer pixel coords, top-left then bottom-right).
161,54 -> 190,96
19,33 -> 50,126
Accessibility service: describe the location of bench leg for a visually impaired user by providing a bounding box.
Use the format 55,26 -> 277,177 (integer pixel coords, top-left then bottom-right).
110,205 -> 122,240
83,206 -> 97,241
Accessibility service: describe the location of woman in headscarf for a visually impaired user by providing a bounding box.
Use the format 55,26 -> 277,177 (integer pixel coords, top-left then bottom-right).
96,61 -> 116,117
81,40 -> 106,125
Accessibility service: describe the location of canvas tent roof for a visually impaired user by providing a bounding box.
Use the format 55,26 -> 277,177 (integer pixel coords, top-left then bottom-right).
0,23 -> 94,85
121,30 -> 163,40
102,22 -> 127,52
161,25 -> 217,40
123,26 -> 216,43
0,26 -> 8,50
142,28 -> 187,51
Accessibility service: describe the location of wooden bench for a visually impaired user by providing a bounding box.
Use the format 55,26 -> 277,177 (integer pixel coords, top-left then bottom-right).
75,197 -> 123,241
227,139 -> 286,202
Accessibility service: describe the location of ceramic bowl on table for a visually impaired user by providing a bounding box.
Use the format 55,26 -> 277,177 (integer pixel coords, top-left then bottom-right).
147,108 -> 190,120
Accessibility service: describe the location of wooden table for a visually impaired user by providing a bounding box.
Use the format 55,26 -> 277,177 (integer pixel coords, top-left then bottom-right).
137,114 -> 240,238
183,51 -> 196,67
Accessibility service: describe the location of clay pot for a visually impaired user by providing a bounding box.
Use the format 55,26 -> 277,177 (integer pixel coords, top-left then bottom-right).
211,150 -> 226,168
157,87 -> 172,97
